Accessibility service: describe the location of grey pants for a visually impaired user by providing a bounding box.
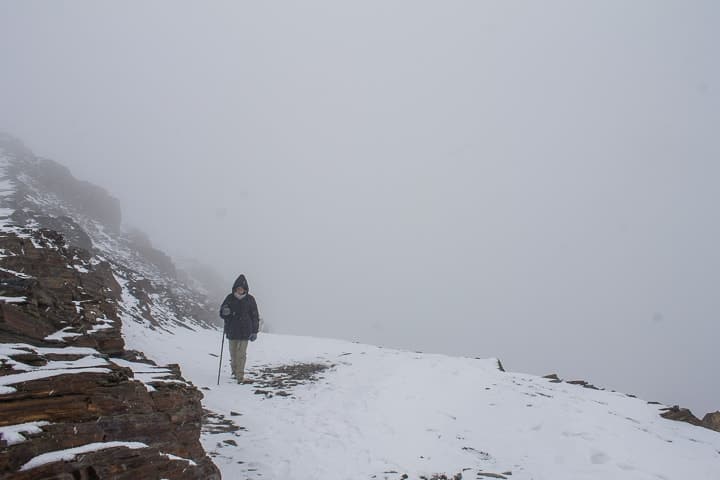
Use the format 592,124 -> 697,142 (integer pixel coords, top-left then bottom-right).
228,339 -> 249,380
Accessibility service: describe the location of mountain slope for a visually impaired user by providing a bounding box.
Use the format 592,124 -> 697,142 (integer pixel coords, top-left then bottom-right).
0,136 -> 221,478
1,134 -> 718,479
124,320 -> 720,480
0,133 -> 218,331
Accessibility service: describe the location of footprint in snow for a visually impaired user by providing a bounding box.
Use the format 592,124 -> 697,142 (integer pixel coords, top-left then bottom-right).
590,451 -> 610,464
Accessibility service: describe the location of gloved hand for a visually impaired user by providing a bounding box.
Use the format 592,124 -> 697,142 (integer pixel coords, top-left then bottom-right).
221,305 -> 231,317
249,333 -> 258,342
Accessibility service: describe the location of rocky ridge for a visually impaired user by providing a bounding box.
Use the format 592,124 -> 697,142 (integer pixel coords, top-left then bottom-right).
541,373 -> 720,434
0,136 -> 221,479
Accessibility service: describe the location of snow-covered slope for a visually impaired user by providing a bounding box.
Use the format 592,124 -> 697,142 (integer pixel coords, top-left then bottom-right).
0,137 -> 222,478
3,135 -> 719,479
0,135 -> 218,331
123,320 -> 720,480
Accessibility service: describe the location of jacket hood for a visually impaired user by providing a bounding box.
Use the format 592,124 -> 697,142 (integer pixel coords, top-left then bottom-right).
232,274 -> 249,293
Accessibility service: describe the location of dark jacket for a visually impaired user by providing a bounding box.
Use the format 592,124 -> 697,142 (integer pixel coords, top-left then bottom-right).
219,275 -> 260,340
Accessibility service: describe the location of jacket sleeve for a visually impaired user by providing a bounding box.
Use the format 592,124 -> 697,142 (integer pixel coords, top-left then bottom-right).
219,296 -> 232,323
250,296 -> 260,334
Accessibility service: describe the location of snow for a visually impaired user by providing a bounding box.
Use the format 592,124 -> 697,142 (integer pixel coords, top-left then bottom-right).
44,327 -> 83,341
122,320 -> 720,480
0,148 -> 22,234
73,264 -> 89,273
0,344 -> 98,356
0,266 -> 33,278
109,357 -> 187,392
0,421 -> 51,446
159,452 -> 198,467
0,296 -> 27,303
72,300 -> 84,314
87,317 -> 114,333
19,441 -> 148,471
0,342 -> 111,395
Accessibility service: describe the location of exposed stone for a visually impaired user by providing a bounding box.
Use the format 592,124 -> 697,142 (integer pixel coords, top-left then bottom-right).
10,210 -> 93,251
250,362 -> 332,394
658,405 -> 720,434
701,411 -> 720,432
0,230 -> 220,479
566,380 -> 600,390
660,405 -> 703,427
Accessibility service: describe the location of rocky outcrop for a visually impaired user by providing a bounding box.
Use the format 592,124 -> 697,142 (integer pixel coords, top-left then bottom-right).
0,228 -> 220,478
660,406 -> 720,433
0,134 -> 219,331
542,372 -> 720,434
702,412 -> 720,431
10,210 -> 94,251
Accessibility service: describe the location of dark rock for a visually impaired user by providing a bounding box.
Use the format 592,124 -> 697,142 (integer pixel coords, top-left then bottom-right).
0,230 -> 220,479
250,362 -> 332,394
660,405 -> 703,427
567,379 -> 600,390
203,409 -> 242,435
10,210 -> 93,251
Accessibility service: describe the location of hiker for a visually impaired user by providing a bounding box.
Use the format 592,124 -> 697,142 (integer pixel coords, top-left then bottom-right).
219,274 -> 260,383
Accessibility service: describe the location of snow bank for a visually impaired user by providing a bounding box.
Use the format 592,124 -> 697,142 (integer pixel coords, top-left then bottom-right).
19,441 -> 148,471
0,421 -> 51,446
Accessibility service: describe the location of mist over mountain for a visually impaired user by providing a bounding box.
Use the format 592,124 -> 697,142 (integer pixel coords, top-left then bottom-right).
1,134 -> 718,479
1,1 -> 718,419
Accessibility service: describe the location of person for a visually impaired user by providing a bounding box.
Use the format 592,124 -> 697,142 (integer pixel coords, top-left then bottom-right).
219,274 -> 260,383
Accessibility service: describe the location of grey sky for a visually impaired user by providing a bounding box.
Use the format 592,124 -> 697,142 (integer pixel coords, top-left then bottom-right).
1,1 -> 718,414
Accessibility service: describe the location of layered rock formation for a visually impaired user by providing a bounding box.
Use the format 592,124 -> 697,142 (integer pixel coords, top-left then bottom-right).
0,226 -> 220,478
0,136 -> 221,479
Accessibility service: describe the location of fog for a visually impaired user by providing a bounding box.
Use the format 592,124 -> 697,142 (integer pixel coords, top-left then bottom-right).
1,1 -> 718,414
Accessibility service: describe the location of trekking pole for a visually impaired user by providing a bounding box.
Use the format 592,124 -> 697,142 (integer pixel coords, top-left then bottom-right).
217,323 -> 226,385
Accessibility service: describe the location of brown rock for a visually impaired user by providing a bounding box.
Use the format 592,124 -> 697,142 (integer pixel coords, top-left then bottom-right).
702,411 -> 720,432
0,230 -> 220,479
659,405 -> 703,427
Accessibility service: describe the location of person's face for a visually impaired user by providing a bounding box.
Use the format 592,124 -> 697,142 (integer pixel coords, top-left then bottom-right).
235,287 -> 246,295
